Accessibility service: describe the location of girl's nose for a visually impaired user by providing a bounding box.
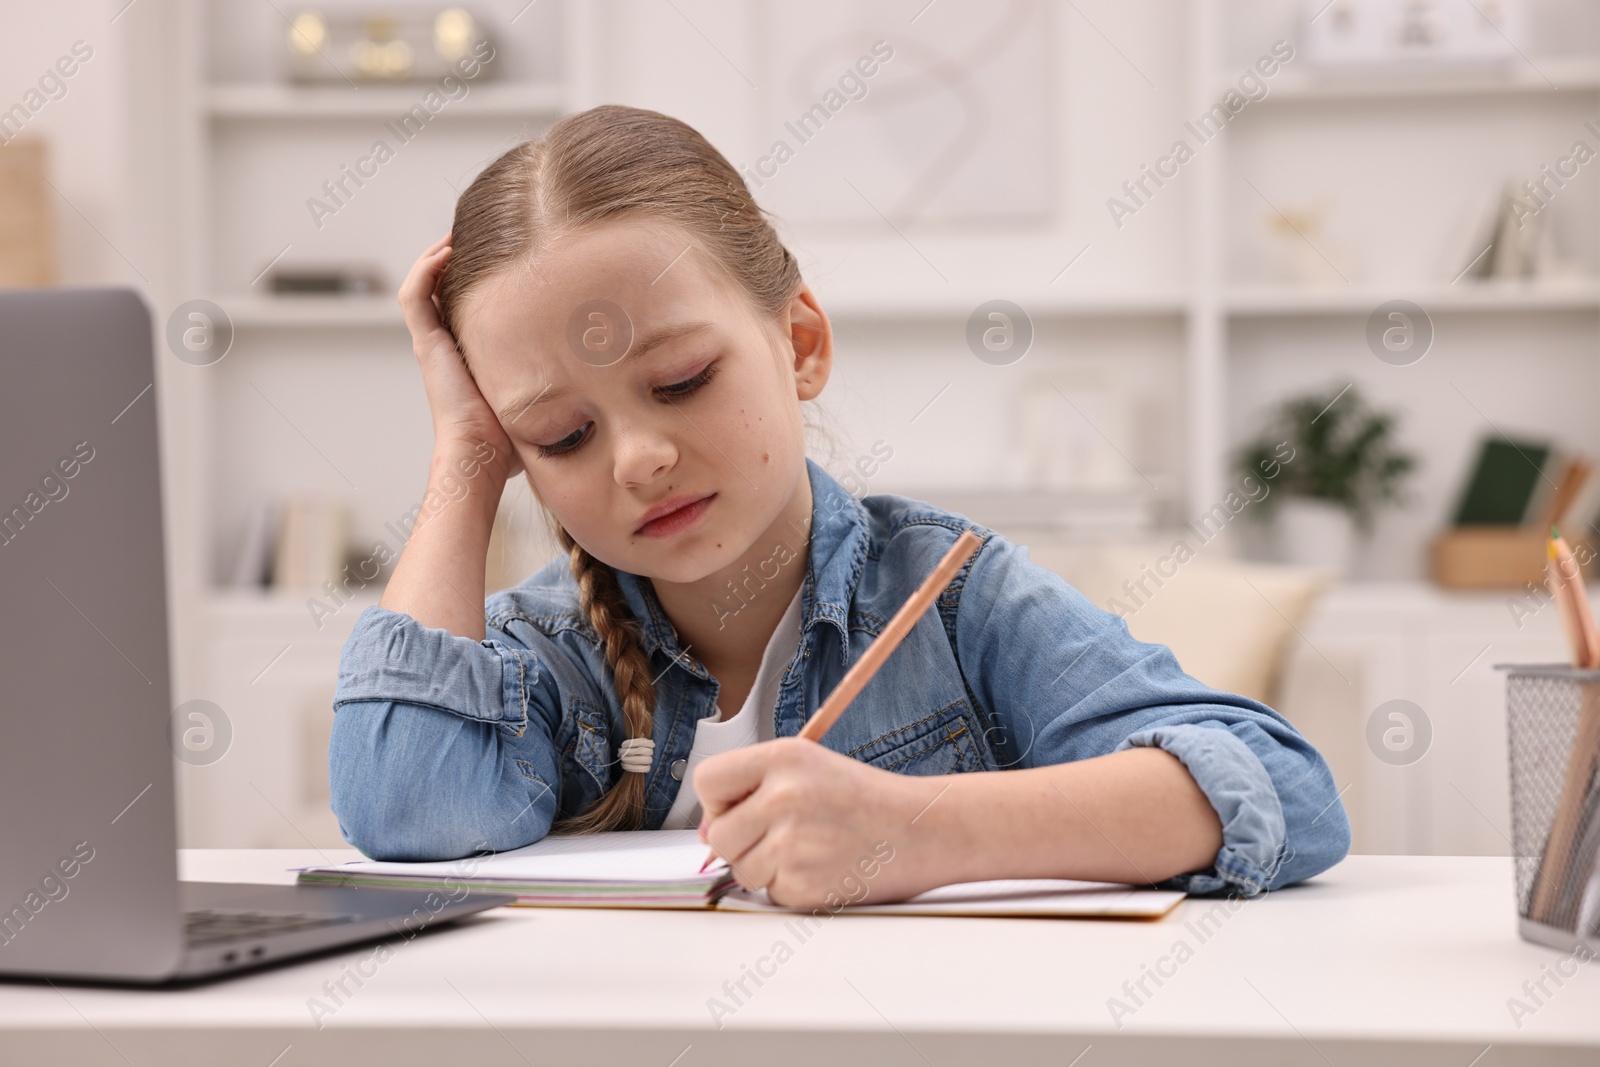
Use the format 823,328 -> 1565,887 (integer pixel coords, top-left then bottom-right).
611,419 -> 679,486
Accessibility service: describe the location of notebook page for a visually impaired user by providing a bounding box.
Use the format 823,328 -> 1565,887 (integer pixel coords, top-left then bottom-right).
296,829 -> 714,885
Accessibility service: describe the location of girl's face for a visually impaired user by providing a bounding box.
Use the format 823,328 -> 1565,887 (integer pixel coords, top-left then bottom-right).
456,218 -> 831,586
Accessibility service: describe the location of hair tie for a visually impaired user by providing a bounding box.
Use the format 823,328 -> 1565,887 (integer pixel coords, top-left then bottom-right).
617,737 -> 654,773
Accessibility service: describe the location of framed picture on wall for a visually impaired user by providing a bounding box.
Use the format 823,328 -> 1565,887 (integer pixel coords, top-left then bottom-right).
749,0 -> 1055,227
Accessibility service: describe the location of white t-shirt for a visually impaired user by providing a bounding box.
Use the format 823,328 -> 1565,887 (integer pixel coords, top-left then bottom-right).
660,585 -> 805,830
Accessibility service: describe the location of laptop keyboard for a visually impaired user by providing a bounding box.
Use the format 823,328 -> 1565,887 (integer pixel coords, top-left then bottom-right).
184,908 -> 357,947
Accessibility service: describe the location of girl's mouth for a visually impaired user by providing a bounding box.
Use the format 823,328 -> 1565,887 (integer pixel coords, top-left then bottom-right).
634,493 -> 716,539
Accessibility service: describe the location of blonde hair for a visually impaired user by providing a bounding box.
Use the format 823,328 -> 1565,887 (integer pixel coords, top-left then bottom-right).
436,105 -> 804,832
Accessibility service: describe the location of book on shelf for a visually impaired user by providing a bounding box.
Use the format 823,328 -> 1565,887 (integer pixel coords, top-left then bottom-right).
229,498 -> 279,588
1433,436 -> 1599,589
228,493 -> 348,591
1451,436 -> 1554,526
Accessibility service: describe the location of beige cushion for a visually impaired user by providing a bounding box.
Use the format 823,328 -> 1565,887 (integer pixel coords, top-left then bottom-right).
1022,540 -> 1332,704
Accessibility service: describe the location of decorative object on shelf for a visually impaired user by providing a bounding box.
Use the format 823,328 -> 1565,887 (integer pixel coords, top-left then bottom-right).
1237,383 -> 1416,575
285,8 -> 495,84
1304,0 -> 1524,69
1018,371 -> 1149,493
265,264 -> 385,295
0,137 -> 53,286
1260,194 -> 1355,285
1430,436 -> 1598,589
1275,496 -> 1357,577
1455,180 -> 1582,283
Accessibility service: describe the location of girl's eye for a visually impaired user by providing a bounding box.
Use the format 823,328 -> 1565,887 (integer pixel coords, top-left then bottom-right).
533,364 -> 715,457
537,423 -> 590,458
654,363 -> 717,399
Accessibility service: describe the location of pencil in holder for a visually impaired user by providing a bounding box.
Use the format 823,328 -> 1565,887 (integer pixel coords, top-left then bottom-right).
1499,663 -> 1600,953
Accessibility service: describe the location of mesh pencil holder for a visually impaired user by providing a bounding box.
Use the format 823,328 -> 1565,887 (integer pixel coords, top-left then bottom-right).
1499,663 -> 1600,953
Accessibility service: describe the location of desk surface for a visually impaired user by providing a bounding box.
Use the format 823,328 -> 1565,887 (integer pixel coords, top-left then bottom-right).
0,852 -> 1596,1066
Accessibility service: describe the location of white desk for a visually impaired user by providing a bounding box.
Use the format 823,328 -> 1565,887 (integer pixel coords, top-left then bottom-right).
0,852 -> 1595,1065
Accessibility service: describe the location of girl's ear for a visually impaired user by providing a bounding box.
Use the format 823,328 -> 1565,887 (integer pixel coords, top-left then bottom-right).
785,284 -> 833,401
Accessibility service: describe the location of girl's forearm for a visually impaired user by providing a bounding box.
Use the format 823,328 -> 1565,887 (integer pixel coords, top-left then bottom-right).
378,443 -> 507,640
900,747 -> 1224,889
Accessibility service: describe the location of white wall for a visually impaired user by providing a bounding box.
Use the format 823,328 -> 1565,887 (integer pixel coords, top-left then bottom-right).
585,0 -> 1197,519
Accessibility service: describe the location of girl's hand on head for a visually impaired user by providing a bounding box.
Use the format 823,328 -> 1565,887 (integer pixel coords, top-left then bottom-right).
399,233 -> 521,481
695,738 -> 935,909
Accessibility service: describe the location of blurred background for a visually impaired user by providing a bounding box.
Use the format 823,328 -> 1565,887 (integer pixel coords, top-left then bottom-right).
5,0 -> 1598,857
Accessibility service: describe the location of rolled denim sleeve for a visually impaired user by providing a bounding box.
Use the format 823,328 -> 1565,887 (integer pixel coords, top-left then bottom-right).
328,605 -> 563,862
955,532 -> 1350,897
1116,723 -> 1286,896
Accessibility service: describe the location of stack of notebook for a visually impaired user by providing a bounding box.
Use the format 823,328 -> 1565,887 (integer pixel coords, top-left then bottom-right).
297,830 -> 736,909
295,830 -> 1186,918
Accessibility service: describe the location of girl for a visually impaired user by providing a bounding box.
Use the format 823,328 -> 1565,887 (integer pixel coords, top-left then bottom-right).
329,104 -> 1349,908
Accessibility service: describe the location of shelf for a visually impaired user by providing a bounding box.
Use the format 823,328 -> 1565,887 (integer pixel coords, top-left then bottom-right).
1225,278 -> 1600,316
205,588 -> 382,643
221,290 -> 1190,328
206,81 -> 568,119
817,285 -> 1190,319
223,295 -> 404,328
1231,59 -> 1600,104
219,281 -> 1600,328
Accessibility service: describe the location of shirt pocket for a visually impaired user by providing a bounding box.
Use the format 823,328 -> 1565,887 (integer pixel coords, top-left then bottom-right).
553,696 -> 614,810
846,700 -> 986,777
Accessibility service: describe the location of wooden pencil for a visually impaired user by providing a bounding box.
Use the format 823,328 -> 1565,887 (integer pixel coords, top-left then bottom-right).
699,529 -> 984,873
1538,458 -> 1591,532
1529,529 -> 1600,925
1552,529 -> 1600,669
1530,681 -> 1600,925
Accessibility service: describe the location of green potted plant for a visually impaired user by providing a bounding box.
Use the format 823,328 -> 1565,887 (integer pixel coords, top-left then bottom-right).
1236,383 -> 1416,574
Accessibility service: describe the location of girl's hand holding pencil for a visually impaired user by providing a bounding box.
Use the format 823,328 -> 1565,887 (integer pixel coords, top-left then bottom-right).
694,736 -> 937,908
694,531 -> 984,908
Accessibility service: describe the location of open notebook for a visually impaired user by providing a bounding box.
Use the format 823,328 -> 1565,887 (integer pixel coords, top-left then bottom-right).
295,830 -> 1185,918
296,830 -> 735,908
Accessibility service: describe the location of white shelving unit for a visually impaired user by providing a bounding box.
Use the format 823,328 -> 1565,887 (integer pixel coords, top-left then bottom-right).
221,294 -> 407,328
1225,278 -> 1600,315
206,80 -> 569,118
155,0 -> 1600,851
163,0 -> 592,848
1194,0 -> 1600,859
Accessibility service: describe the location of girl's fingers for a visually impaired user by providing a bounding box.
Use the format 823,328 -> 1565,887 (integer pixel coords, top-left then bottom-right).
701,787 -> 772,871
398,243 -> 449,304
694,742 -> 778,820
398,244 -> 453,337
392,235 -> 519,474
726,839 -> 778,894
710,818 -> 774,889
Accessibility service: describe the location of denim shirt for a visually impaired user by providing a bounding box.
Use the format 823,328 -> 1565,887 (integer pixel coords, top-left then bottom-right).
329,459 -> 1351,896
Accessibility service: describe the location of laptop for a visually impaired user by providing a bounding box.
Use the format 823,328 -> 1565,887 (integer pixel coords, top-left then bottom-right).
0,287 -> 515,984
